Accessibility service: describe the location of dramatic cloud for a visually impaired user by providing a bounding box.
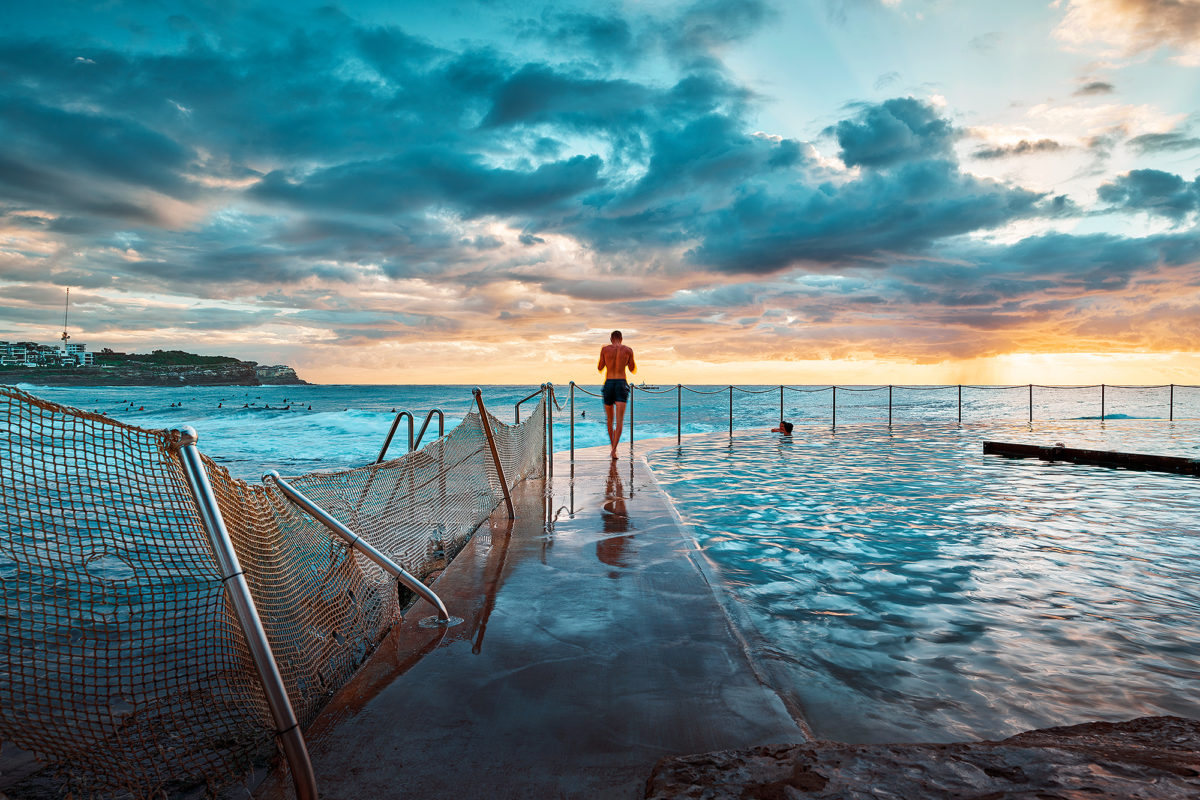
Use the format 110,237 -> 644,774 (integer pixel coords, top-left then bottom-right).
973,139 -> 1068,159
830,97 -> 957,168
1128,131 -> 1200,153
1,1 -> 1198,382
1055,0 -> 1200,65
1098,169 -> 1200,219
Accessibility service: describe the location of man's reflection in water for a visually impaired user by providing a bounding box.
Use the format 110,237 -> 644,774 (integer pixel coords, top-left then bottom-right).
597,460 -> 635,577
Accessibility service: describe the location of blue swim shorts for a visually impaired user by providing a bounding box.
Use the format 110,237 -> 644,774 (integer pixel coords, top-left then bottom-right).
602,379 -> 629,405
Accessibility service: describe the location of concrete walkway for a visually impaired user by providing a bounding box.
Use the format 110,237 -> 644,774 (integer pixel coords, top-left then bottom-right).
256,451 -> 804,800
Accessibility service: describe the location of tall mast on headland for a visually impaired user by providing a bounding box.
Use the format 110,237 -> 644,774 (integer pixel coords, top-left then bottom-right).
60,288 -> 71,350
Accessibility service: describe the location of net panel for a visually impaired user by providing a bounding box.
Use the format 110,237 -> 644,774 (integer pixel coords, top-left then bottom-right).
0,386 -> 271,795
0,386 -> 546,795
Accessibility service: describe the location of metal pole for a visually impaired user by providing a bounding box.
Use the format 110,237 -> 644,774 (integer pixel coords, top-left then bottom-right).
545,384 -> 552,480
265,471 -> 455,626
474,388 -> 515,519
888,385 -> 892,427
958,384 -> 962,424
1170,384 -> 1174,421
779,385 -> 784,423
569,381 -> 575,461
1101,383 -> 1105,422
677,384 -> 682,446
728,385 -> 733,437
171,428 -> 317,800
1028,384 -> 1033,423
832,386 -> 837,430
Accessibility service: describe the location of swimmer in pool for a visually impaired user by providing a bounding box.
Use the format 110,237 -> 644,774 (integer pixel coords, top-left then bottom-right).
771,421 -> 794,434
597,330 -> 636,460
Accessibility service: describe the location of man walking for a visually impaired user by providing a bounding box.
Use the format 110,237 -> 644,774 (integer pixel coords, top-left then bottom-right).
597,330 -> 636,460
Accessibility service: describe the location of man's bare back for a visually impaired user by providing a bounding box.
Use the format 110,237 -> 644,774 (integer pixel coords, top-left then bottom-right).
597,343 -> 636,379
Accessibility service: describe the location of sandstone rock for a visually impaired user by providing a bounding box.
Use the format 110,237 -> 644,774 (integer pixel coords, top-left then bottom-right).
644,716 -> 1200,799
253,364 -> 308,385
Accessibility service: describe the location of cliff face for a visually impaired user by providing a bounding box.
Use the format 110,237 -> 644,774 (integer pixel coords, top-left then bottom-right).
253,364 -> 306,385
1,361 -> 307,386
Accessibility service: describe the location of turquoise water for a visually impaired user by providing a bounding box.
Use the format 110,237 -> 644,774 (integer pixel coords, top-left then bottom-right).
12,382 -> 1200,480
645,422 -> 1200,743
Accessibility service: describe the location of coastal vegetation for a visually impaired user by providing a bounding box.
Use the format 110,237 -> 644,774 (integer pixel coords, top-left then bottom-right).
0,349 -> 305,386
91,349 -> 243,367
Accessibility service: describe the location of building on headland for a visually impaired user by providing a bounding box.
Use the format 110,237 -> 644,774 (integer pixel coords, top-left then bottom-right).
0,342 -> 29,366
66,342 -> 94,366
1,340 -> 92,367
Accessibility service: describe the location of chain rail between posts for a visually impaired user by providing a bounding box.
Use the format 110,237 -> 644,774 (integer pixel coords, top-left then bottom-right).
561,382 -> 1197,459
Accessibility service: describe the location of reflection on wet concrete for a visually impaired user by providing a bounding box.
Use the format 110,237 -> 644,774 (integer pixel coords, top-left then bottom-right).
469,515 -> 512,655
255,449 -> 802,800
597,460 -> 635,576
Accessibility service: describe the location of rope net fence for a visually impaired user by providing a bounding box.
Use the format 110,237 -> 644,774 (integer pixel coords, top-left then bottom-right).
0,385 -> 545,797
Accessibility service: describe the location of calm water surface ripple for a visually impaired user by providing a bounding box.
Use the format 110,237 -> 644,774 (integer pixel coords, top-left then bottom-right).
645,422 -> 1200,744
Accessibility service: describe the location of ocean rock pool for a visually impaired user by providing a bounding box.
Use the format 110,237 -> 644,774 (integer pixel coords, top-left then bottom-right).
644,421 -> 1200,744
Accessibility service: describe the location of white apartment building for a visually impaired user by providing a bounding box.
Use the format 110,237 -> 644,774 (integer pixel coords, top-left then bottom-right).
1,340 -> 92,367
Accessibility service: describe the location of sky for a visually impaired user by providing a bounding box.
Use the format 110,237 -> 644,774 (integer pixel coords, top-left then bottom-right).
0,0 -> 1198,385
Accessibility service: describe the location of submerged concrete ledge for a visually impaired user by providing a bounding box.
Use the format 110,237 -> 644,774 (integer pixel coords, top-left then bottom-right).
983,440 -> 1200,475
255,449 -> 803,800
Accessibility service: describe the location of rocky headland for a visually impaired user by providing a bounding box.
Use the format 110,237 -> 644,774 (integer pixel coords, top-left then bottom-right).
0,351 -> 307,386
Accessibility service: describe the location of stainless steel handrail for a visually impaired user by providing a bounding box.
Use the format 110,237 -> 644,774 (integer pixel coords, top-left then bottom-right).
414,408 -> 445,451
514,385 -> 544,423
264,470 -> 458,626
377,410 -> 413,462
170,427 -> 318,800
377,408 -> 445,463
475,388 -> 515,518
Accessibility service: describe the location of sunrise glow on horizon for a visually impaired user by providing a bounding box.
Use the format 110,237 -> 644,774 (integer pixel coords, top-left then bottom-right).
1,0 -> 1198,385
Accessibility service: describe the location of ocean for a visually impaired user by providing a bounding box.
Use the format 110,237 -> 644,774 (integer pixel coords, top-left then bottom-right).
9,381 -> 1200,480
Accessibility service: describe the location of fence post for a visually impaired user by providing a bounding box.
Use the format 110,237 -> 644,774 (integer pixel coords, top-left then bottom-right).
728,385 -> 733,437
958,384 -> 962,424
569,381 -> 575,461
171,427 -> 318,800
1101,383 -> 1105,422
473,389 -> 515,519
677,384 -> 682,446
832,386 -> 837,430
629,383 -> 634,456
888,385 -> 892,427
1028,384 -> 1033,423
1170,384 -> 1174,421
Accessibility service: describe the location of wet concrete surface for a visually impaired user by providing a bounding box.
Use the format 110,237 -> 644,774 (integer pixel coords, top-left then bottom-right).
255,450 -> 805,800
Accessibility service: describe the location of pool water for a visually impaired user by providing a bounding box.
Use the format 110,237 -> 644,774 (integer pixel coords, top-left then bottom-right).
645,421 -> 1200,743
